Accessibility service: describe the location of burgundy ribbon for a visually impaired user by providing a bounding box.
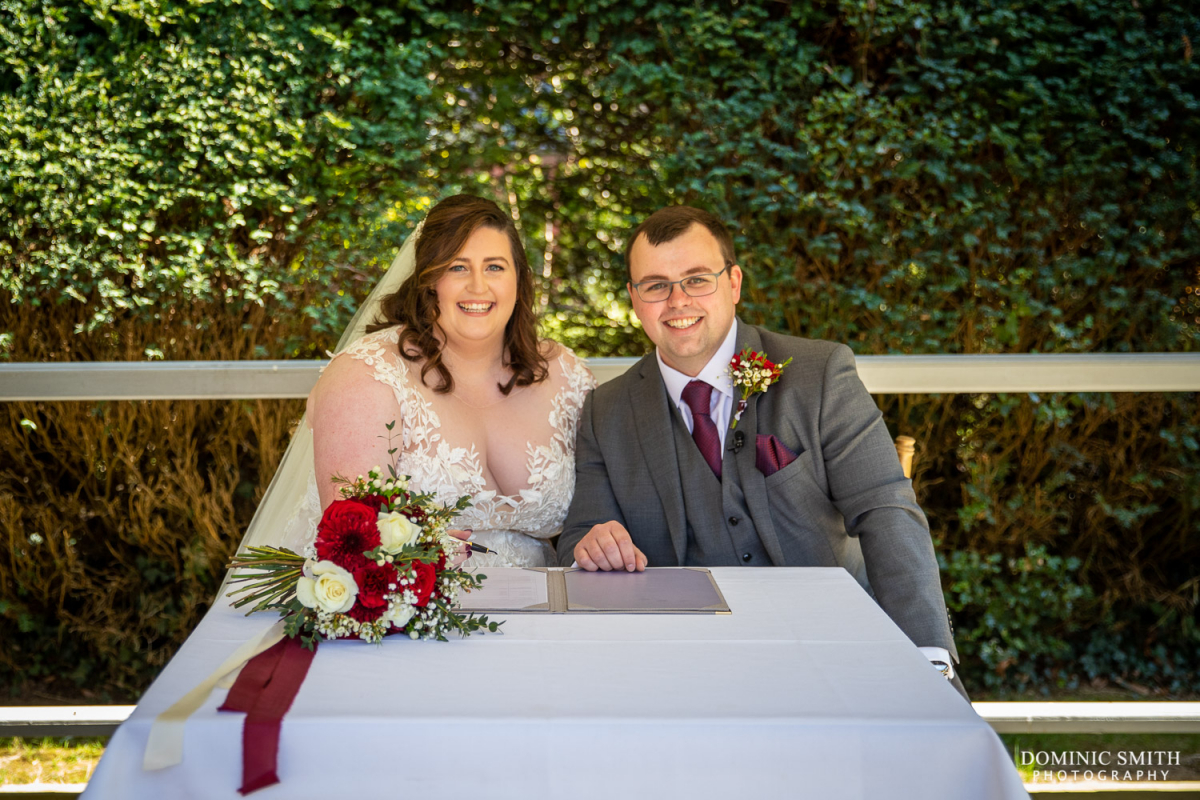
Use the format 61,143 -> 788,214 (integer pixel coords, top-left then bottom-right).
218,636 -> 317,795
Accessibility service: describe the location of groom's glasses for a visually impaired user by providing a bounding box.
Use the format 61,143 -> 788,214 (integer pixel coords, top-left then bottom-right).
630,264 -> 733,303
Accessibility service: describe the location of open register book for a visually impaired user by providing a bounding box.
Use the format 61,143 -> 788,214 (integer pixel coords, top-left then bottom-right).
454,567 -> 730,614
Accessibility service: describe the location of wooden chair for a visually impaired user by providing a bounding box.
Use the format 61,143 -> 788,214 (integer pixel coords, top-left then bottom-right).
894,435 -> 916,479
895,433 -> 956,636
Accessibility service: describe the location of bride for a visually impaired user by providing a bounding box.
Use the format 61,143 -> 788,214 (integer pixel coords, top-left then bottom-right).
297,194 -> 594,568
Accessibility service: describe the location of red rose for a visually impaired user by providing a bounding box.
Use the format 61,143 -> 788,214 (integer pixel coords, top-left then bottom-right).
316,500 -> 381,571
429,552 -> 447,603
409,560 -> 437,607
346,602 -> 385,624
353,561 -> 396,609
357,494 -> 389,512
396,504 -> 427,524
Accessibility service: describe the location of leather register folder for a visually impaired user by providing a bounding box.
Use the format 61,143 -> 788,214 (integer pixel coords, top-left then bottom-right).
455,567 -> 730,614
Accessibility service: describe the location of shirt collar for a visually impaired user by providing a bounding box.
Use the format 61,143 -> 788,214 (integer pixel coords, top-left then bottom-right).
656,318 -> 739,407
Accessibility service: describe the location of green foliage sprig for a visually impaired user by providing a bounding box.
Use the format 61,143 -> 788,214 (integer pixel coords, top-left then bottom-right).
226,546 -> 307,614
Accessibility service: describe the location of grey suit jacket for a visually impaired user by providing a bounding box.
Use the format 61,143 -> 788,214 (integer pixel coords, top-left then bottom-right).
558,321 -> 959,661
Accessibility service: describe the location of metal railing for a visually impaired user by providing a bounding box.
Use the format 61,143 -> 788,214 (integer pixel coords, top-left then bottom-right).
3,701 -> 1200,738
0,706 -> 137,738
2,353 -> 1200,400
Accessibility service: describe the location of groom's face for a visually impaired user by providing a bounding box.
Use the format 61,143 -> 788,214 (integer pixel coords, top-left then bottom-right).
627,224 -> 742,377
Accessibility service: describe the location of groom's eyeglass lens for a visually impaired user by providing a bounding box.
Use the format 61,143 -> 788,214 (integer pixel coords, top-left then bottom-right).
632,265 -> 732,303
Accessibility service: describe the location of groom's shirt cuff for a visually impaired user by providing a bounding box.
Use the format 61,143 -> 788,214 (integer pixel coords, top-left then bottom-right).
919,646 -> 955,680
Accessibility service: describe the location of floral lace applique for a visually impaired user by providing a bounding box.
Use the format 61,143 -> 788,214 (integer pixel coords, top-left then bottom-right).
295,327 -> 595,568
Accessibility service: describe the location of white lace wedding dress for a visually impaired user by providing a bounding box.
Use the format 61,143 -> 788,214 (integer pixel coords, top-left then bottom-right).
291,326 -> 596,568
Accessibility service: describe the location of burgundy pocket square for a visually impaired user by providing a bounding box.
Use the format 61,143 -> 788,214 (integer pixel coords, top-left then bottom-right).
756,434 -> 798,476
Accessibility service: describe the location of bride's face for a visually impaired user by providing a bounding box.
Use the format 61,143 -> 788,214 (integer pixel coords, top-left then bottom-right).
434,225 -> 519,350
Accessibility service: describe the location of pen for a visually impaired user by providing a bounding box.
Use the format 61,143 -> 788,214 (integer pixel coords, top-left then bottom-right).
457,530 -> 496,555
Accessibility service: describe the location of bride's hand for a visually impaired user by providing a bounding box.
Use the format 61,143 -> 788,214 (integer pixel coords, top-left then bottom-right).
446,529 -> 472,568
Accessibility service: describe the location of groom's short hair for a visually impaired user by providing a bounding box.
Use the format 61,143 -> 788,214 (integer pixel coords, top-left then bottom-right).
625,206 -> 737,276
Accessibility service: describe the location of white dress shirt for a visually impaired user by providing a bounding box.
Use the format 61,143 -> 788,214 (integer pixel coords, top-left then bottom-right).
656,319 -> 739,449
653,319 -> 955,679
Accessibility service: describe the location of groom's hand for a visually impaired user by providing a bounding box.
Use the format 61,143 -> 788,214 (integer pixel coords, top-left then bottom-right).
575,522 -> 647,572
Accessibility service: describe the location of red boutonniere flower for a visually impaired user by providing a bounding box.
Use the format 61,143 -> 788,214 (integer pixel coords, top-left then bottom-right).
728,347 -> 793,429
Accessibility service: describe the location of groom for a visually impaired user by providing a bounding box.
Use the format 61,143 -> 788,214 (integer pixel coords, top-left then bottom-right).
558,205 -> 964,693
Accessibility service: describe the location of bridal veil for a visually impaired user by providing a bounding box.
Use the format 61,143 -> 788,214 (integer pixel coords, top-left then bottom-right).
226,220 -> 424,566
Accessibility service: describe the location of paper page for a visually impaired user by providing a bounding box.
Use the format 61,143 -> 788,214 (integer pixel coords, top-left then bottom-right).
455,567 -> 548,611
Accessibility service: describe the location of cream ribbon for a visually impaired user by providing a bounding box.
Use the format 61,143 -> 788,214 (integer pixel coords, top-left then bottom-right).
142,620 -> 287,771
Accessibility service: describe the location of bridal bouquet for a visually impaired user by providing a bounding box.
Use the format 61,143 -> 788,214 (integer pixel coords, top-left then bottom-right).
193,430 -> 499,794
227,458 -> 498,648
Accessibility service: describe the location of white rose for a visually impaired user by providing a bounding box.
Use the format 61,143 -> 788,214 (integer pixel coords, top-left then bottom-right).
377,511 -> 422,554
382,602 -> 415,629
295,561 -> 358,614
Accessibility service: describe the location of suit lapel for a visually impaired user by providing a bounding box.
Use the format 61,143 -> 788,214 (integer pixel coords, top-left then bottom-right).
729,322 -> 787,565
631,356 -> 689,565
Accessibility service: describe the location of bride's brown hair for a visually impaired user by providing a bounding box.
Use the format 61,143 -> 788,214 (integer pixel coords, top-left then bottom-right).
368,194 -> 549,395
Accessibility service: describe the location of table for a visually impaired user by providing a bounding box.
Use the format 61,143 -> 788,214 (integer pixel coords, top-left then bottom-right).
83,568 -> 1028,799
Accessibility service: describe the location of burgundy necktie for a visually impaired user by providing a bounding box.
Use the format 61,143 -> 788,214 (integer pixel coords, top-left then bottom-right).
682,379 -> 722,479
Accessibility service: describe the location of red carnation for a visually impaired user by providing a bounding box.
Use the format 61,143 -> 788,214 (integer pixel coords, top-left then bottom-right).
353,561 -> 396,609
409,560 -> 437,607
316,500 -> 381,571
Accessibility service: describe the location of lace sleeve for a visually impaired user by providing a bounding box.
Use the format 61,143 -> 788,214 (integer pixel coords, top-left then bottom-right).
335,329 -> 410,400
549,344 -> 597,438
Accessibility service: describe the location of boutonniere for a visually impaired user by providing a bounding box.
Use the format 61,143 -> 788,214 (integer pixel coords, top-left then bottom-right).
728,347 -> 792,429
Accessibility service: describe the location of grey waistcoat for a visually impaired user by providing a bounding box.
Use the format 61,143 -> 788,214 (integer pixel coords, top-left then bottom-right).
671,411 -> 771,566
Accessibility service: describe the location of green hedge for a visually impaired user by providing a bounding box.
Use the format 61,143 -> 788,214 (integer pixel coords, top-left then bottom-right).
2,0 -> 1198,698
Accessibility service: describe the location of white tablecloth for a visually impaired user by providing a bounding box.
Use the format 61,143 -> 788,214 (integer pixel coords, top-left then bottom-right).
84,567 -> 1027,799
